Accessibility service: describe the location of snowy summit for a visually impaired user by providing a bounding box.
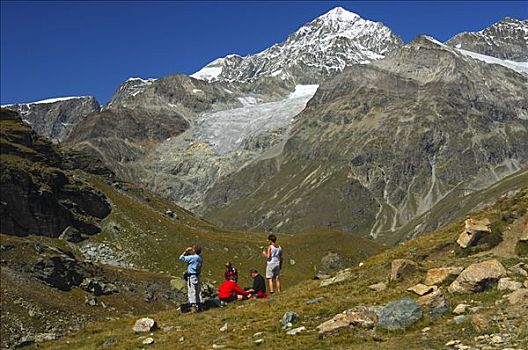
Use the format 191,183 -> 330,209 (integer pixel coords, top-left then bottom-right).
191,7 -> 402,83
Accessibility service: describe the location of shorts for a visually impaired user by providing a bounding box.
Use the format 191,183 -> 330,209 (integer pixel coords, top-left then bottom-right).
266,262 -> 281,279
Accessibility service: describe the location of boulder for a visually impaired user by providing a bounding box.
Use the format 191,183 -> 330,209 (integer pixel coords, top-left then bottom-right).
368,282 -> 387,292
407,283 -> 436,296
453,303 -> 470,315
417,288 -> 449,316
457,218 -> 491,249
448,259 -> 507,294
470,314 -> 491,332
497,277 -> 522,292
306,297 -> 325,305
389,259 -> 417,281
80,278 -> 118,296
286,326 -> 305,336
378,298 -> 422,330
504,288 -> 528,305
133,318 -> 157,333
424,267 -> 463,285
281,312 -> 299,328
316,306 -> 379,335
453,315 -> 467,324
32,254 -> 84,291
320,252 -> 344,273
320,269 -> 352,287
170,278 -> 187,292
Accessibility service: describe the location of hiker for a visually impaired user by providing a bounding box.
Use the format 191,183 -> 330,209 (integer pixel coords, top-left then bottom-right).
245,268 -> 267,298
262,234 -> 282,294
224,261 -> 238,282
179,245 -> 202,312
218,275 -> 251,303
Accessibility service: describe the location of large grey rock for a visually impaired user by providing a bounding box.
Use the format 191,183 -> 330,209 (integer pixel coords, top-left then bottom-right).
416,288 -> 449,316
316,306 -> 379,335
80,277 -> 118,296
497,277 -> 522,292
281,312 -> 300,327
320,269 -> 352,286
424,267 -> 463,285
448,259 -> 507,294
389,259 -> 417,281
457,218 -> 491,249
378,298 -> 422,330
133,318 -> 157,333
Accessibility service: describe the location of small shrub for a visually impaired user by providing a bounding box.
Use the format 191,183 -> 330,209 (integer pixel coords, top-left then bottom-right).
515,241 -> 528,257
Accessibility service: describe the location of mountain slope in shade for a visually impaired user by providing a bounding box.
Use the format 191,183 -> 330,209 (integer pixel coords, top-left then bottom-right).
191,7 -> 402,83
3,96 -> 100,142
446,17 -> 528,61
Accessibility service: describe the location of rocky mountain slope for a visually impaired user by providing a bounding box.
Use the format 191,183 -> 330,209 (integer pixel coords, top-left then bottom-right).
447,17 -> 528,61
39,187 -> 528,350
2,96 -> 100,142
1,109 -> 382,349
191,7 -> 402,84
203,35 -> 528,242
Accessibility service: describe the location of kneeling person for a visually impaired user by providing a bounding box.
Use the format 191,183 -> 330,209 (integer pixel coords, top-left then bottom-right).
246,269 -> 267,298
218,275 -> 251,303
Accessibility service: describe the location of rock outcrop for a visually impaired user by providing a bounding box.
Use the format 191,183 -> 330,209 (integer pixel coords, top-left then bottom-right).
448,259 -> 507,294
389,259 -> 417,281
457,218 -> 492,249
424,267 -> 463,285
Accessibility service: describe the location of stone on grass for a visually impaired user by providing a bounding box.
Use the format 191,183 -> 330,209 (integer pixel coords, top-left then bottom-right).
497,277 -> 522,291
457,218 -> 491,249
306,297 -> 325,305
470,314 -> 491,332
504,288 -> 528,305
453,304 -> 470,315
220,323 -> 228,332
316,306 -> 379,335
320,269 -> 352,286
453,315 -> 467,324
286,326 -> 305,336
133,318 -> 157,333
448,259 -> 507,294
389,259 -> 417,281
142,337 -> 154,345
424,267 -> 463,285
408,283 -> 436,296
254,339 -> 264,345
378,298 -> 422,330
368,282 -> 387,292
281,312 -> 299,328
35,333 -> 57,343
212,344 -> 225,349
417,288 -> 449,316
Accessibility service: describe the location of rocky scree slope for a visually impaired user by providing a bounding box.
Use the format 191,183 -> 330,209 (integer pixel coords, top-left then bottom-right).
447,17 -> 528,61
203,36 -> 528,242
2,96 -> 100,143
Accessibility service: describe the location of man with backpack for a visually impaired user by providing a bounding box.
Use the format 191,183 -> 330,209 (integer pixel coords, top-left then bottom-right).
179,245 -> 202,313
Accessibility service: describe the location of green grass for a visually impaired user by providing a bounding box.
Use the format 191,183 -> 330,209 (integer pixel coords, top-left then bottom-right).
39,187 -> 528,350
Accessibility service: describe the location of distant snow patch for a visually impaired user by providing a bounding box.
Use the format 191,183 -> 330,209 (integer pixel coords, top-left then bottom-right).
457,48 -> 528,74
3,96 -> 89,106
289,85 -> 319,99
191,66 -> 223,81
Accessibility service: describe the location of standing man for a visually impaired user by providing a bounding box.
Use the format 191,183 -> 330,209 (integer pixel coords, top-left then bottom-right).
179,245 -> 202,313
262,234 -> 282,294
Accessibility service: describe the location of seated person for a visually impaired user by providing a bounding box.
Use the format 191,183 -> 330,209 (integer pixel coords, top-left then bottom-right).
246,269 -> 267,298
224,261 -> 238,282
218,275 -> 251,302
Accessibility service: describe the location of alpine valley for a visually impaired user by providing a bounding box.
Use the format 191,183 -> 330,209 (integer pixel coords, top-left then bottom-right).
1,6 -> 528,350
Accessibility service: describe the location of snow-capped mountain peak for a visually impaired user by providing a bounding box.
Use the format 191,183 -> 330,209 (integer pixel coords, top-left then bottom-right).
446,17 -> 528,61
191,7 -> 402,83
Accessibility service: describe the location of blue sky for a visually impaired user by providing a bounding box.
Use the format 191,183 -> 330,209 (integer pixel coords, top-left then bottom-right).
1,1 -> 526,105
